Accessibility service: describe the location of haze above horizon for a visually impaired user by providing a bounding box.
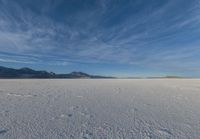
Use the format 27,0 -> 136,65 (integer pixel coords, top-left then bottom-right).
0,0 -> 200,77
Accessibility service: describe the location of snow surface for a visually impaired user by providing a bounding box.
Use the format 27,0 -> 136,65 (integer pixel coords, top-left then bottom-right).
0,79 -> 200,139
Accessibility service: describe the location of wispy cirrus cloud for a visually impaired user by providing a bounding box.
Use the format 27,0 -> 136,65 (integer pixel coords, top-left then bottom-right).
0,0 -> 200,76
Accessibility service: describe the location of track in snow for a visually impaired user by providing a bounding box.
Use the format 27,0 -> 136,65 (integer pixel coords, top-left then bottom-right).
0,79 -> 200,139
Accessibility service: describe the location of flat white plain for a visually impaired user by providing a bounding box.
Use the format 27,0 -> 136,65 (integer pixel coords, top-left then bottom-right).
0,79 -> 200,139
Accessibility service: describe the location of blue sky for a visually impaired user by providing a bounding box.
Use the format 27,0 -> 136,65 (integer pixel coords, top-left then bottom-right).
0,0 -> 200,77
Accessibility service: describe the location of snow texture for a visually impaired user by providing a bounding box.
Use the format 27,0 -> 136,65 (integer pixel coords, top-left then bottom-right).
0,79 -> 200,139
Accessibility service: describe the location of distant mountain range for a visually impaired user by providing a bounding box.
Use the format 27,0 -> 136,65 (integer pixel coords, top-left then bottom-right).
0,66 -> 114,79
0,66 -> 187,79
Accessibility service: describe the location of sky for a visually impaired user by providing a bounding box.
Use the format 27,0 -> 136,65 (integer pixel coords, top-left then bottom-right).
0,0 -> 200,77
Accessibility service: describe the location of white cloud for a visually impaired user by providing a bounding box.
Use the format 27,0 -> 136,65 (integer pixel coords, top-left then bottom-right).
0,0 -> 200,75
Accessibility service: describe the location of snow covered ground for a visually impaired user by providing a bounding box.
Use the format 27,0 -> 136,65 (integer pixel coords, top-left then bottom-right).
0,79 -> 200,139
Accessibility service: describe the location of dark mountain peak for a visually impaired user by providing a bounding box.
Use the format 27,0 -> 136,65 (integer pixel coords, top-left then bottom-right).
0,66 -> 12,70
0,66 -> 6,69
49,72 -> 56,75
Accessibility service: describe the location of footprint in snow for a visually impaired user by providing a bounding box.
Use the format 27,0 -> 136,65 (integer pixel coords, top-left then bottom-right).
70,106 -> 79,111
81,130 -> 93,139
60,113 -> 73,118
51,113 -> 73,120
155,128 -> 172,138
0,129 -> 8,135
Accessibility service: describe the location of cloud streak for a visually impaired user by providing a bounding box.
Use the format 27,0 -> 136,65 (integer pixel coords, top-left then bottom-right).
0,0 -> 200,76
